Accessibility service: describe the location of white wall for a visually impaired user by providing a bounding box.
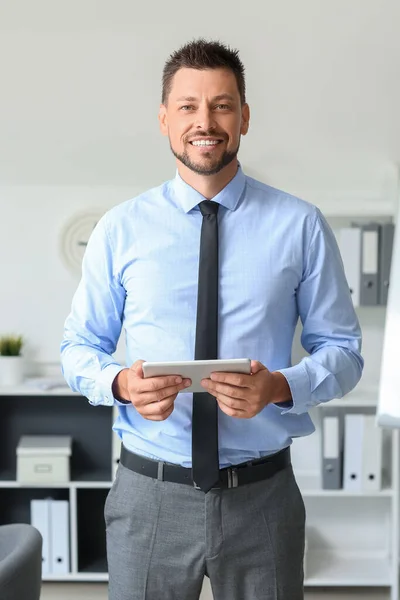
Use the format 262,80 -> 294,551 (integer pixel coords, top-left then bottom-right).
0,185 -> 137,368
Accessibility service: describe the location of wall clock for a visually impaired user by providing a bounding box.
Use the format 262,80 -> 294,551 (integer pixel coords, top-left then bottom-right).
59,209 -> 105,275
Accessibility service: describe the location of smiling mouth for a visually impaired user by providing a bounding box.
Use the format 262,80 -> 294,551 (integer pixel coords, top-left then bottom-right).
189,139 -> 224,147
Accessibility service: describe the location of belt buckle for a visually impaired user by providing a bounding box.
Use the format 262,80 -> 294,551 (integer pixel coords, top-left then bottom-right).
227,467 -> 239,489
193,480 -> 222,491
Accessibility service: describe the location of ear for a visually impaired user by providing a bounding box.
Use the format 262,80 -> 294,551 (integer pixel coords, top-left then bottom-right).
241,103 -> 250,136
158,104 -> 169,136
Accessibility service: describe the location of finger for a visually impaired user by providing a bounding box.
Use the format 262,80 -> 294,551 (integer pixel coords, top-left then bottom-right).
250,360 -> 267,374
141,395 -> 175,418
209,371 -> 252,387
129,360 -> 146,379
137,380 -> 191,405
202,380 -> 247,400
150,404 -> 175,421
141,404 -> 175,421
215,394 -> 248,418
136,374 -> 187,395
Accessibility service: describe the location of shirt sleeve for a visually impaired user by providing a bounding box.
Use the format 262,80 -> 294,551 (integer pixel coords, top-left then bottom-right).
275,208 -> 364,415
60,212 -> 128,406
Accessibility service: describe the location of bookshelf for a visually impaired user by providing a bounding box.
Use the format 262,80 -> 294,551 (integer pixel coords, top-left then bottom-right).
0,379 -> 396,595
288,210 -> 399,599
294,398 -> 399,596
0,388 -> 113,582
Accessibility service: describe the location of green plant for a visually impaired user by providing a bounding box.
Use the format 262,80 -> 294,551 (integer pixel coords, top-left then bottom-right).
0,335 -> 23,356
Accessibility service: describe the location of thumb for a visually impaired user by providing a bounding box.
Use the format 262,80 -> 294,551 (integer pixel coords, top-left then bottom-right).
130,359 -> 145,379
250,360 -> 267,375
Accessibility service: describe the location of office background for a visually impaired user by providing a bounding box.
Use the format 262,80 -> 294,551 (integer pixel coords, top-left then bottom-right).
0,0 -> 399,367
0,1 -> 399,599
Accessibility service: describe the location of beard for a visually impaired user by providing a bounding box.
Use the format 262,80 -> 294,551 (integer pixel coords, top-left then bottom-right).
170,137 -> 240,176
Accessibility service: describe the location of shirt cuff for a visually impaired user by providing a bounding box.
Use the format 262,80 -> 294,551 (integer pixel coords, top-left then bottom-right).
274,361 -> 311,415
96,363 -> 128,406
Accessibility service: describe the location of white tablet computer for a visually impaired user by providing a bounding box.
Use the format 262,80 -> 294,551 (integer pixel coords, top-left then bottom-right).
142,358 -> 251,393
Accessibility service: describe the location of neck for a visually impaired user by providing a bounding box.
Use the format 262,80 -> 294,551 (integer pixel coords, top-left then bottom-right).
177,160 -> 239,199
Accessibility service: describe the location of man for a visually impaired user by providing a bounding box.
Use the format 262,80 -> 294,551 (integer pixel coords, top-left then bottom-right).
61,39 -> 363,600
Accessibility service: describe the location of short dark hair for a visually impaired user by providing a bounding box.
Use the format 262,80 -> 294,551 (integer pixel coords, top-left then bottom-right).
162,38 -> 246,105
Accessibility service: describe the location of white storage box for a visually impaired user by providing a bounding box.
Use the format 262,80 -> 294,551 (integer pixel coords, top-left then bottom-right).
17,435 -> 72,484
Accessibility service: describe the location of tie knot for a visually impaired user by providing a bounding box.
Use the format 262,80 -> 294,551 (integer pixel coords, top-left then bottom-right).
199,200 -> 219,217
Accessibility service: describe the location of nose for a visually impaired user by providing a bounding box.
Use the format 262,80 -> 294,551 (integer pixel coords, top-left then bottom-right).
195,106 -> 217,131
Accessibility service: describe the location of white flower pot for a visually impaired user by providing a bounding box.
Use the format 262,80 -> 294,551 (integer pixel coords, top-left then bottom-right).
0,356 -> 24,386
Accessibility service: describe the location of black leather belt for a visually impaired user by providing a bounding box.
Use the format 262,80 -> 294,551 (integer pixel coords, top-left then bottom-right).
120,445 -> 291,490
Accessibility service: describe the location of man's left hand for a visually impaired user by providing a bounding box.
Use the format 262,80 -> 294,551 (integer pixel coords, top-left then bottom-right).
200,360 -> 291,419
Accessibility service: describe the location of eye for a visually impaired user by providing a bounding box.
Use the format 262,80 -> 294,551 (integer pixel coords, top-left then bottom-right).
180,105 -> 195,111
215,104 -> 230,110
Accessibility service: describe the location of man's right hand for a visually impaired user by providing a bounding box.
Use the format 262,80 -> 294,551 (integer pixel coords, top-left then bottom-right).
112,359 -> 192,421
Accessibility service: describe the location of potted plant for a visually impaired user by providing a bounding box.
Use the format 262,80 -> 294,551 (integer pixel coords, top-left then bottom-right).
0,334 -> 24,386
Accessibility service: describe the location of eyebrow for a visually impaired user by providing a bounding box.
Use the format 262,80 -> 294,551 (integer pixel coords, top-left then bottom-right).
175,94 -> 236,103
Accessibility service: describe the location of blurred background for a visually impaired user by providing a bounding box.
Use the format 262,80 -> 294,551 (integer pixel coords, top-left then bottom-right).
0,1 -> 399,598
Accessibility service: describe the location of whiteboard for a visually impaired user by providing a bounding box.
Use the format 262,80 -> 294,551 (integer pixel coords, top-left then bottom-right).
377,194 -> 400,427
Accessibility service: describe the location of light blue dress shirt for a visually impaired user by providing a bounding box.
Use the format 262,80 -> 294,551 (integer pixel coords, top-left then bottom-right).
61,166 -> 363,468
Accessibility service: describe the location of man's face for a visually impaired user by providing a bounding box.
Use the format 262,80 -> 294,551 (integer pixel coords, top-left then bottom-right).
159,68 -> 250,176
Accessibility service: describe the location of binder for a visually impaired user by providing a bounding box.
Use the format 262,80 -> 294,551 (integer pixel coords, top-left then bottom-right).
321,413 -> 343,489
303,532 -> 308,579
343,413 -> 364,491
358,222 -> 380,305
49,499 -> 70,574
338,227 -> 362,306
112,406 -> 121,479
30,499 -> 52,574
361,415 -> 382,491
378,222 -> 395,305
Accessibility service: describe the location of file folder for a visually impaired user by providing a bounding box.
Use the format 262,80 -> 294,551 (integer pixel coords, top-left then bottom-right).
338,227 -> 362,306
359,222 -> 380,305
361,415 -> 382,491
49,499 -> 70,574
30,499 -> 52,574
321,413 -> 343,489
378,222 -> 395,305
343,413 -> 364,491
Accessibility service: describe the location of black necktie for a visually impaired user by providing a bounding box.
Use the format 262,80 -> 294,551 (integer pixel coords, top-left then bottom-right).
192,200 -> 220,493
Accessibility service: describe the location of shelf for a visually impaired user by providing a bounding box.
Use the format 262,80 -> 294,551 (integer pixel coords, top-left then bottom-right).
0,478 -> 112,489
318,385 -> 379,408
0,395 -> 113,488
297,473 -> 392,497
73,481 -> 112,489
0,384 -> 79,396
0,368 -> 396,590
42,572 -> 108,582
304,551 -> 392,586
302,488 -> 393,498
42,559 -> 109,582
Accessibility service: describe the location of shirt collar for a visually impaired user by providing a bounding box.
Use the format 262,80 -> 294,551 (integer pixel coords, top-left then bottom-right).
171,164 -> 246,213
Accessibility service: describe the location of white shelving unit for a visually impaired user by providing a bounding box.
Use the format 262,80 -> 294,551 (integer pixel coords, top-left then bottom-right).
289,209 -> 400,599
292,396 -> 399,597
0,383 -> 398,593
0,385 -> 113,581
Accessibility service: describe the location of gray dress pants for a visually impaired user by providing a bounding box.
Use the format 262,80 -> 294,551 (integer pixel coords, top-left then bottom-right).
104,457 -> 305,600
